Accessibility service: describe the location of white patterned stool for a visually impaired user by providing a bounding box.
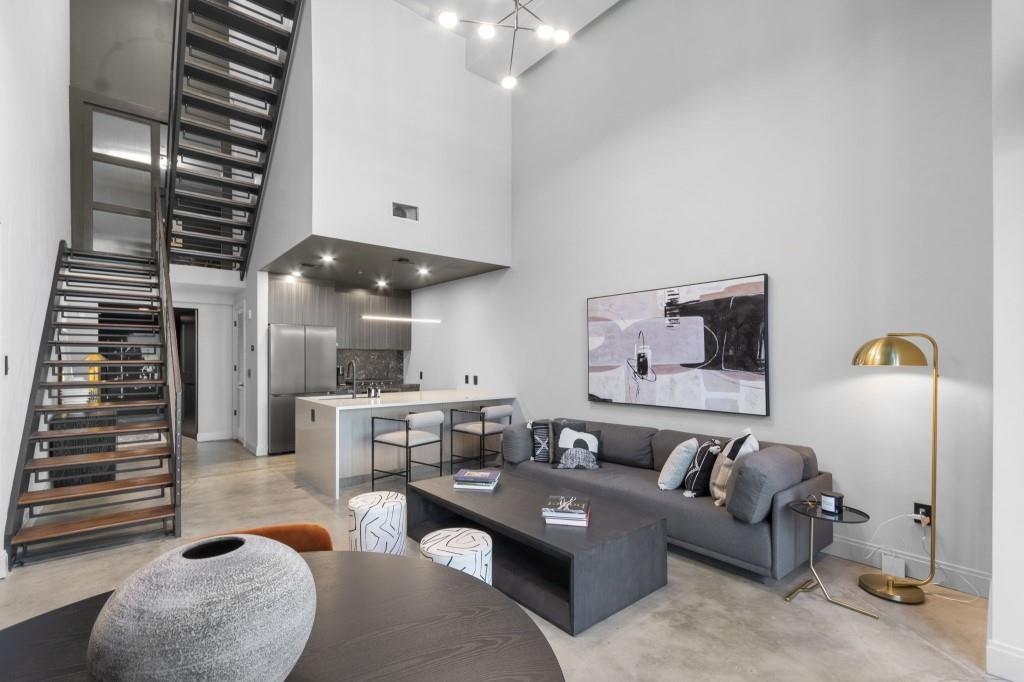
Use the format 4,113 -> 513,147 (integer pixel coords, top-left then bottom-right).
348,491 -> 406,554
419,528 -> 493,584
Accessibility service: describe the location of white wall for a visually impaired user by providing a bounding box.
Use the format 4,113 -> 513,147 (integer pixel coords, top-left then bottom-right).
309,0 -> 511,266
0,1 -> 71,556
170,281 -> 240,442
988,0 -> 1024,676
242,272 -> 269,455
247,0 -> 313,272
411,0 -> 993,593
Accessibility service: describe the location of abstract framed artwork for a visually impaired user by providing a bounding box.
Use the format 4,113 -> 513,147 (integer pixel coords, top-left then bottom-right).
587,274 -> 769,416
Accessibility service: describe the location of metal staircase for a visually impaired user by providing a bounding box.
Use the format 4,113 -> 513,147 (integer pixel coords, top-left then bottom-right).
165,0 -> 305,276
4,197 -> 183,567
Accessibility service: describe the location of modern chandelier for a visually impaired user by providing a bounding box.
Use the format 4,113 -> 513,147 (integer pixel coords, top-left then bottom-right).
437,1 -> 572,89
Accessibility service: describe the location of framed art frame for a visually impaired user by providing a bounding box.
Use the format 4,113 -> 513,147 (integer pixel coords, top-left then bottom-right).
587,274 -> 769,416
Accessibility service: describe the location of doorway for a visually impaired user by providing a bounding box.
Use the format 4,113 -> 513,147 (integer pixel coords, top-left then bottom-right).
175,308 -> 198,439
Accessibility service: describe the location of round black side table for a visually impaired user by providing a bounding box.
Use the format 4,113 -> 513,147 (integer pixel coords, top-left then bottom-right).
784,500 -> 878,619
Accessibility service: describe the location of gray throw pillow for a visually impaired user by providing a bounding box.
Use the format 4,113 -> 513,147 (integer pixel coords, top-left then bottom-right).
657,438 -> 698,490
557,447 -> 600,470
726,445 -> 805,524
501,423 -> 533,465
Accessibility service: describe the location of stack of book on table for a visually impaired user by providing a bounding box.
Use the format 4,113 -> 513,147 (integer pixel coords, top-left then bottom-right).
453,469 -> 500,492
542,495 -> 591,527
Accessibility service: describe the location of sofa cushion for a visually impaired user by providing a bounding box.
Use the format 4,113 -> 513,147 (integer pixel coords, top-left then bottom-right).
501,423 -> 533,465
652,429 -> 720,471
726,445 -> 804,524
551,419 -> 586,465
584,420 -> 657,469
761,441 -> 819,480
710,429 -> 759,506
511,460 -> 772,571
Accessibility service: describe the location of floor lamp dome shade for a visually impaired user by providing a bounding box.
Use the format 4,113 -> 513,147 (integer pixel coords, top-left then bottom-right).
851,332 -> 939,605
852,336 -> 929,367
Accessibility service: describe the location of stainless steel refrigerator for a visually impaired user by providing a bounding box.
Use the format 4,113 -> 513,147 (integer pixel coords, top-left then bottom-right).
269,324 -> 337,454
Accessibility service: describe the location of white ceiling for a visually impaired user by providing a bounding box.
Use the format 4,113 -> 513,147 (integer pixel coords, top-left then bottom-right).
393,0 -> 621,83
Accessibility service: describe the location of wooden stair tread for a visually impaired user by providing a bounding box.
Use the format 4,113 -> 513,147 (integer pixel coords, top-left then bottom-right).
57,273 -> 155,286
18,474 -> 172,506
30,420 -> 169,440
44,360 -> 162,366
25,445 -> 171,471
53,305 -> 159,315
57,289 -> 159,301
50,341 -> 164,347
12,504 -> 175,544
35,399 -> 168,413
61,261 -> 156,276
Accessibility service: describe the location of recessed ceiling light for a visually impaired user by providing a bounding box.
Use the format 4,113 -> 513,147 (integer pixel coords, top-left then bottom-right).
477,23 -> 496,40
376,278 -> 388,288
553,29 -> 571,45
291,270 -> 302,277
320,255 -> 335,263
417,267 -> 430,276
438,11 -> 458,29
501,75 -> 518,89
536,24 -> 554,40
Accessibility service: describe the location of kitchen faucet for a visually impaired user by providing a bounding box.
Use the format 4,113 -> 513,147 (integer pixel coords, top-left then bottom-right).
345,359 -> 358,398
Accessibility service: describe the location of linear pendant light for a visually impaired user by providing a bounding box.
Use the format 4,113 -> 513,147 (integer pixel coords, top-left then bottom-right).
362,315 -> 441,324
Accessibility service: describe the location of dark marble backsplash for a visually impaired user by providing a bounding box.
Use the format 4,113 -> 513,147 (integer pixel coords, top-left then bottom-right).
337,349 -> 405,383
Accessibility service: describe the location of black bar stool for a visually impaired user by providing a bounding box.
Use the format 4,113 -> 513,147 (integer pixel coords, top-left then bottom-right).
371,410 -> 444,490
450,405 -> 513,473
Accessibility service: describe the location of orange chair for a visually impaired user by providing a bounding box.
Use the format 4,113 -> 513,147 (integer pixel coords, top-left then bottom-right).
226,522 -> 334,552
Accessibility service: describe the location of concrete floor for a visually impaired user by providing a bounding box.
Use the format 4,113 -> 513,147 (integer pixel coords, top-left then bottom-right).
0,439 -> 995,681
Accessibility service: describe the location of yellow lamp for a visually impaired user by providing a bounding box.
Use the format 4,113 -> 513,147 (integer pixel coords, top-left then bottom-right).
852,332 -> 938,604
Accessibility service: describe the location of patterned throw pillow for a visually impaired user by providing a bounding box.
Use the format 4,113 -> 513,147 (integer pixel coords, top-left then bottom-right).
554,427 -> 601,468
557,447 -> 601,470
710,429 -> 760,506
530,420 -> 552,463
682,440 -> 722,498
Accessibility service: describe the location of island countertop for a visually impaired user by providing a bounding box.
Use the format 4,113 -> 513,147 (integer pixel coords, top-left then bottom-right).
297,389 -> 516,412
295,390 -> 517,498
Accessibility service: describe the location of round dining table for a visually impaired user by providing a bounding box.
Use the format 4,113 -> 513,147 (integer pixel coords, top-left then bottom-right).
0,551 -> 565,681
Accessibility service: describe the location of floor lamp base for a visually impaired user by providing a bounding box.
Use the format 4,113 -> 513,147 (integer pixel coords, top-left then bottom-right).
858,573 -> 926,604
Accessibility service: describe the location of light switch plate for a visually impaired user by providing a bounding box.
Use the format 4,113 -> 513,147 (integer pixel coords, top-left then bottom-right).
881,554 -> 906,578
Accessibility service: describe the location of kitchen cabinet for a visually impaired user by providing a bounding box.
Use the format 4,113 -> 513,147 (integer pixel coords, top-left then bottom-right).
269,275 -> 411,350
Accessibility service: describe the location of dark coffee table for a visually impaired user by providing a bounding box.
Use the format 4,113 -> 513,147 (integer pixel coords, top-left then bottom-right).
407,473 -> 667,635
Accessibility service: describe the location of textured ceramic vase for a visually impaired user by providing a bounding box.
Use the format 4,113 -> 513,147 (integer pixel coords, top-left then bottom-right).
87,534 -> 316,681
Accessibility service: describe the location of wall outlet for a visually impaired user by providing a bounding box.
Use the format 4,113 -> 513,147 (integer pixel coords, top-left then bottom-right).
881,554 -> 906,578
473,375 -> 478,385
914,502 -> 932,525
464,374 -> 469,384
419,371 -> 423,380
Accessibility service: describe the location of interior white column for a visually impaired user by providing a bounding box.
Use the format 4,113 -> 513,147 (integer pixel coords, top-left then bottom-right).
989,1 -> 1024,678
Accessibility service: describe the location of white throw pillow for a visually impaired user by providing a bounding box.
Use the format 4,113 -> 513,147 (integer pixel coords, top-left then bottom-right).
710,429 -> 760,506
658,438 -> 698,490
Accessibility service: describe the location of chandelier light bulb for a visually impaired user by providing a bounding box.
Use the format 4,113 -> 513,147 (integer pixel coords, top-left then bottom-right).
553,29 -> 571,45
477,23 -> 496,40
536,24 -> 554,39
501,75 -> 518,89
438,11 -> 458,29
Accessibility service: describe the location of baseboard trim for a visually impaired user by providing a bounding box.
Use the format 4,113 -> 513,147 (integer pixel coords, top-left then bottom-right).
196,431 -> 233,442
988,639 -> 1024,680
828,534 -> 990,598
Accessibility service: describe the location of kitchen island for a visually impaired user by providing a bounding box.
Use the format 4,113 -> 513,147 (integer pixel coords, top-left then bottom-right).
295,390 -> 516,498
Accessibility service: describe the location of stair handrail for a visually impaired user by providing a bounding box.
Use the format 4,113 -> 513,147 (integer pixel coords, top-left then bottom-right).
3,242 -> 67,562
154,188 -> 183,536
164,0 -> 188,228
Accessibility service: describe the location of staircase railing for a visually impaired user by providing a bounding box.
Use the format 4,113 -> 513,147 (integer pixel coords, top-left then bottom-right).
3,242 -> 66,560
154,188 -> 183,536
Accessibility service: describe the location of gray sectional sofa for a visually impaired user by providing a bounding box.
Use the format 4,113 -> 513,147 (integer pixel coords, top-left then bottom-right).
503,418 -> 833,580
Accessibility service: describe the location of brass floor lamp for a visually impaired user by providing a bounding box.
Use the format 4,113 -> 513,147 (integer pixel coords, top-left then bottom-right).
851,332 -> 938,605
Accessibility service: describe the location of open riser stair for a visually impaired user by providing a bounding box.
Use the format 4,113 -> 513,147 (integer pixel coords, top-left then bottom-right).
4,240 -> 183,567
166,0 -> 305,275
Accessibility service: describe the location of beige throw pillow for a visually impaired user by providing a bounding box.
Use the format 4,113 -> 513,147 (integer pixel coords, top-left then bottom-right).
710,429 -> 759,506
